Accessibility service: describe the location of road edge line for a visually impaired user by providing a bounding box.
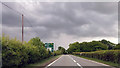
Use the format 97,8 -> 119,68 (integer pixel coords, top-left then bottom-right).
45,55 -> 62,68
76,55 -> 110,66
73,55 -> 115,68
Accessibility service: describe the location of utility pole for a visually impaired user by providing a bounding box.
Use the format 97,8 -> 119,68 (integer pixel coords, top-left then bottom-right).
1,2 -> 24,43
22,14 -> 24,43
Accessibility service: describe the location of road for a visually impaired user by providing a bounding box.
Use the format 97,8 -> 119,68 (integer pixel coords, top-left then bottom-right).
46,55 -> 115,68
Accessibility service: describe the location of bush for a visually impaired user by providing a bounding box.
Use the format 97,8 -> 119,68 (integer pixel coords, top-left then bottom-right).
2,35 -> 53,67
114,44 -> 120,50
2,36 -> 29,66
73,50 -> 120,64
53,50 -> 62,56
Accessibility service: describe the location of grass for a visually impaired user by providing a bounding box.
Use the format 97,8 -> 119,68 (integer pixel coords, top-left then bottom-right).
74,55 -> 120,68
23,55 -> 61,68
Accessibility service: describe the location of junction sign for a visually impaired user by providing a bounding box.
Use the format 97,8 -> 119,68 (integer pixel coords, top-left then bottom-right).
45,43 -> 54,52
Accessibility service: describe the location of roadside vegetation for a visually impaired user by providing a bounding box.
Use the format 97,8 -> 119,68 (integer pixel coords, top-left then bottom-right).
1,33 -> 120,67
73,50 -> 120,67
67,39 -> 120,67
67,39 -> 117,53
75,55 -> 119,67
1,34 -> 64,68
24,55 -> 61,68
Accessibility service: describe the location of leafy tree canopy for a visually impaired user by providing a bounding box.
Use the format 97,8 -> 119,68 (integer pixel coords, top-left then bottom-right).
67,39 -> 115,53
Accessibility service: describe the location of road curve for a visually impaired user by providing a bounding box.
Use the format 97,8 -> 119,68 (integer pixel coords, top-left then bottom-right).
46,55 -> 115,68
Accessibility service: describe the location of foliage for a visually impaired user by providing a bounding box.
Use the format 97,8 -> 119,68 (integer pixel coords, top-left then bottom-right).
2,35 -> 53,67
53,50 -> 62,56
58,46 -> 66,54
2,35 -> 28,66
28,37 -> 44,47
67,42 -> 80,54
67,40 -> 109,53
73,50 -> 120,64
114,44 -> 120,50
100,39 -> 115,50
52,46 -> 66,56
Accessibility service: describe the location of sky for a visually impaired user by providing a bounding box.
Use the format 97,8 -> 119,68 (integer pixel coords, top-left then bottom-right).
2,2 -> 118,49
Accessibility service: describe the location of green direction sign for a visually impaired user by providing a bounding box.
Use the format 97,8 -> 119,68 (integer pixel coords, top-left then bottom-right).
45,43 -> 54,52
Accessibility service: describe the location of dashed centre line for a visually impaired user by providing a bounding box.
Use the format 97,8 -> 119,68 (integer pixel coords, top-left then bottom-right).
69,55 -> 83,68
73,60 -> 76,62
77,63 -> 81,66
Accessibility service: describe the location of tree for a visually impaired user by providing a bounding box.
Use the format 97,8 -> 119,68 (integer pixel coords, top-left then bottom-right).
58,46 -> 66,54
67,42 -> 80,53
100,39 -> 115,50
58,46 -> 62,50
67,40 -> 109,53
28,37 -> 44,47
89,41 -> 108,51
28,37 -> 47,60
114,44 -> 120,50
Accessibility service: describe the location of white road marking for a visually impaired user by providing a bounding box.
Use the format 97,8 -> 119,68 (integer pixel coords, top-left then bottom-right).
73,60 -> 76,62
88,60 -> 109,66
77,63 -> 81,66
69,55 -> 83,68
75,56 -> 110,67
77,63 -> 83,68
45,55 -> 63,68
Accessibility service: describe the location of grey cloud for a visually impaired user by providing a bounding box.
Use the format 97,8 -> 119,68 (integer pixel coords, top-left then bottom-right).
80,2 -> 117,14
2,2 -> 118,42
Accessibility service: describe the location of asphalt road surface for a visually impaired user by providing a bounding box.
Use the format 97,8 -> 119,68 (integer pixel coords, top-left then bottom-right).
46,55 -> 115,68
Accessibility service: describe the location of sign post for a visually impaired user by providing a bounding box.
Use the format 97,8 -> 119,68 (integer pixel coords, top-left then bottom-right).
45,43 -> 54,52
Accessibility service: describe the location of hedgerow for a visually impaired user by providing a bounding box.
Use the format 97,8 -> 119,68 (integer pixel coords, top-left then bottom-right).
73,50 -> 120,64
1,35 -> 55,67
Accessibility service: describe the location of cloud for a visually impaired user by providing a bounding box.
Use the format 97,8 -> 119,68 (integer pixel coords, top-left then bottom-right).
2,2 -> 118,48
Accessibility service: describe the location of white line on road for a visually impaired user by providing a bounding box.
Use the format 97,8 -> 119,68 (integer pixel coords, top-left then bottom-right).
73,60 -> 76,62
69,55 -> 83,68
75,55 -> 110,67
69,56 -> 76,62
77,63 -> 83,68
45,55 -> 63,68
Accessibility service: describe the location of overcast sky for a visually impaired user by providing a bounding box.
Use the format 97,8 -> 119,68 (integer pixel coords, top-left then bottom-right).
2,2 -> 118,49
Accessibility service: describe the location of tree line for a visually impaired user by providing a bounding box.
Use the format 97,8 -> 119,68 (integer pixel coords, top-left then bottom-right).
67,39 -> 120,54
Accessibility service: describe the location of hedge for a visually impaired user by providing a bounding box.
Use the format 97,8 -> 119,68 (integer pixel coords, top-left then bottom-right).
1,35 -> 53,67
73,50 -> 120,64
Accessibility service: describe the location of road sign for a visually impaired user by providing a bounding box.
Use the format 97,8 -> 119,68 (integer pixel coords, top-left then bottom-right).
45,43 -> 54,52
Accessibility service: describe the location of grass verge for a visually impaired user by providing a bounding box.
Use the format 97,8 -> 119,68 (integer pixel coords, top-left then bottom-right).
74,55 -> 120,68
23,55 -> 61,68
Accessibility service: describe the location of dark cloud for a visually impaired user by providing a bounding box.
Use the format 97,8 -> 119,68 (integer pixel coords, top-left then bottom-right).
2,2 -> 118,45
